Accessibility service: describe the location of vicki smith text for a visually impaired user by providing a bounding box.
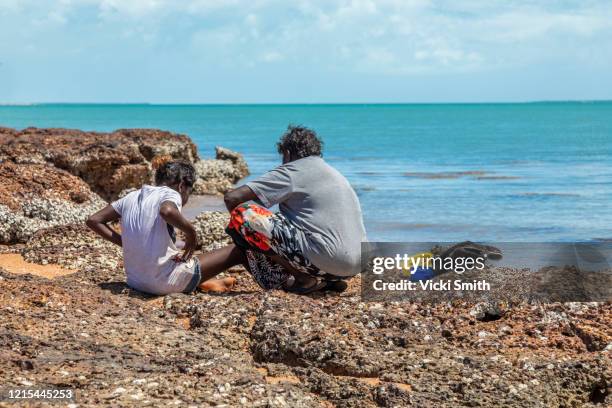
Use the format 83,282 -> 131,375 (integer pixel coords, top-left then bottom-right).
372,279 -> 491,292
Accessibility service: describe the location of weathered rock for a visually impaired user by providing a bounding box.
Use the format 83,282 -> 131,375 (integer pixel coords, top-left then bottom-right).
190,211 -> 231,251
215,146 -> 249,179
0,161 -> 100,211
0,127 -> 249,200
469,301 -> 506,322
192,167 -> 234,195
21,224 -> 123,282
0,128 -> 249,243
0,271 -> 325,407
0,256 -> 610,407
0,162 -> 105,243
192,147 -> 250,195
0,206 -> 48,244
0,127 -> 198,200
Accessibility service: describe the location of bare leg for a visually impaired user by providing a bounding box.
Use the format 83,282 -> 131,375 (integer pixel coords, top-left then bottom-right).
196,244 -> 318,292
196,244 -> 247,292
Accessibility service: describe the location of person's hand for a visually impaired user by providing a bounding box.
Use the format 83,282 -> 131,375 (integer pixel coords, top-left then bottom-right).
179,231 -> 197,262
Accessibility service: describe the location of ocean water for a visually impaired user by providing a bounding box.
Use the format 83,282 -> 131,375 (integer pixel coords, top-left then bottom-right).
1,102 -> 611,242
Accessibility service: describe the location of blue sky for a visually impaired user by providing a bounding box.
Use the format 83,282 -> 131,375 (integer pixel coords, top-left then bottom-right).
1,0 -> 611,103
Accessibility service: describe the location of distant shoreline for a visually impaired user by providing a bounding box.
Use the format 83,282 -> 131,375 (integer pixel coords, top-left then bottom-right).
1,100 -> 611,107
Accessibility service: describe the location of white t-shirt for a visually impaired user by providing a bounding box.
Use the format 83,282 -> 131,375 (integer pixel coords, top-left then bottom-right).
111,185 -> 195,295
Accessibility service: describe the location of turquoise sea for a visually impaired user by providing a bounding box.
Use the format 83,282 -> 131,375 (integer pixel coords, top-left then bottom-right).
1,102 -> 610,242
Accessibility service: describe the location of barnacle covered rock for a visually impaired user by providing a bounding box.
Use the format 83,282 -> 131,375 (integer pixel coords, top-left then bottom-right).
21,224 -> 123,278
0,127 -> 249,200
190,211 -> 231,251
0,162 -> 105,243
192,147 -> 249,195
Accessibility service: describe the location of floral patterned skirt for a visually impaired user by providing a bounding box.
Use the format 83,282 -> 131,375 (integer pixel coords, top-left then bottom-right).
226,203 -> 339,289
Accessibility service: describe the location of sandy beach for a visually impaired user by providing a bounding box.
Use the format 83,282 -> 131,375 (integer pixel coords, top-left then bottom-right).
0,127 -> 610,407
182,194 -> 227,220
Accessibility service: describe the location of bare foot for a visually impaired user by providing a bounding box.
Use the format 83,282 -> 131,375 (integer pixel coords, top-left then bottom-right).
198,277 -> 237,293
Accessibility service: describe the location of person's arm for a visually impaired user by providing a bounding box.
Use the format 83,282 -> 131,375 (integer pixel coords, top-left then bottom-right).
224,185 -> 258,212
86,205 -> 122,247
159,201 -> 198,261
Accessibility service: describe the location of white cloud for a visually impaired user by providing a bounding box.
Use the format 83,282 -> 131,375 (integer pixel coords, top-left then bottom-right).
260,51 -> 284,62
98,0 -> 166,18
2,0 -> 612,75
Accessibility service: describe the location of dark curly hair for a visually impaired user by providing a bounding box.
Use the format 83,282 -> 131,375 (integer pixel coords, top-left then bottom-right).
277,125 -> 323,159
155,160 -> 196,188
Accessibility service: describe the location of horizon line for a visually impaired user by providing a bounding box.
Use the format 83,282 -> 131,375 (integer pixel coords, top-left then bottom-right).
1,99 -> 611,107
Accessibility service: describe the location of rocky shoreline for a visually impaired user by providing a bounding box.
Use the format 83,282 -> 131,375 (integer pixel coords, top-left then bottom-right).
0,127 -> 610,407
0,127 -> 248,244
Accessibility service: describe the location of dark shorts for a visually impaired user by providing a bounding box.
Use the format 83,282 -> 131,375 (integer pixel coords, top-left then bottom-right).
226,203 -> 342,290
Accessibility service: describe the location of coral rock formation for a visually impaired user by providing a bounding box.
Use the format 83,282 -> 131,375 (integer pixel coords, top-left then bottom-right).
0,127 -> 248,243
193,146 -> 250,195
0,127 -> 248,200
0,161 -> 105,243
190,211 -> 232,251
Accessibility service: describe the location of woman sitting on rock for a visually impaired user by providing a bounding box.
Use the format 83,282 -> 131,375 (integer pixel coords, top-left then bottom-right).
86,160 -> 235,295
222,125 -> 367,293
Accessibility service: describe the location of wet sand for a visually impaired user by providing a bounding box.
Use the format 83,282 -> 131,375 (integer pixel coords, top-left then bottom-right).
0,253 -> 76,279
182,194 -> 226,220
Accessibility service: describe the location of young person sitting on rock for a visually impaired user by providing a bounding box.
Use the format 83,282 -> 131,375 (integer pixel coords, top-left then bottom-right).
86,160 -> 235,295
223,125 -> 367,293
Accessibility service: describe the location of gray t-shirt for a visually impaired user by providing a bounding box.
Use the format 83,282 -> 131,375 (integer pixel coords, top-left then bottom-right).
246,156 -> 367,277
